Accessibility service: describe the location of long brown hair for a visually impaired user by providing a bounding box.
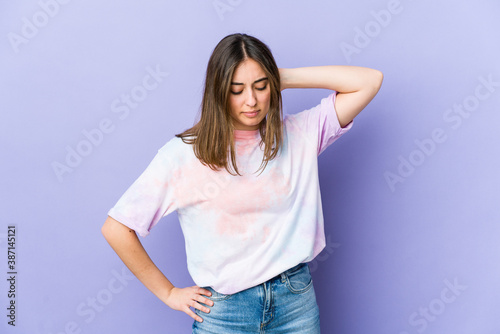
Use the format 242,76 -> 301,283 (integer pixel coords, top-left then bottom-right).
175,33 -> 283,176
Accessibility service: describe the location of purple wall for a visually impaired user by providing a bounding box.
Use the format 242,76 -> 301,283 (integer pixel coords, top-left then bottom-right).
2,1 -> 499,333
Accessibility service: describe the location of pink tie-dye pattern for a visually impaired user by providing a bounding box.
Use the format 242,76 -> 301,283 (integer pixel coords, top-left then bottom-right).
107,93 -> 353,294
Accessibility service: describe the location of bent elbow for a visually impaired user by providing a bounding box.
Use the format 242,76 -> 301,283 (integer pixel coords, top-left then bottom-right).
372,69 -> 384,91
364,69 -> 383,98
101,216 -> 120,241
101,219 -> 112,240
101,216 -> 137,243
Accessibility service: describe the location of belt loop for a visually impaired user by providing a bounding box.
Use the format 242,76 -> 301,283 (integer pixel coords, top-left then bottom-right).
280,271 -> 286,283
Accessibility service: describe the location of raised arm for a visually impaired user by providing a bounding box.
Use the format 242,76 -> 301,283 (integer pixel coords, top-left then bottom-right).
101,216 -> 213,322
279,66 -> 383,127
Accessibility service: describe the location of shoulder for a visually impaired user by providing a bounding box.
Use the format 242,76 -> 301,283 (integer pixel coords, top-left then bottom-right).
159,136 -> 193,152
156,135 -> 196,166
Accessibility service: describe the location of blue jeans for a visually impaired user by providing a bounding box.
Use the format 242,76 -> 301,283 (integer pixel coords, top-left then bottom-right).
192,262 -> 320,333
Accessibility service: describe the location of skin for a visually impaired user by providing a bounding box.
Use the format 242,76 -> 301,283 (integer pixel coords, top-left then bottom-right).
101,61 -> 383,323
101,216 -> 213,323
228,58 -> 271,131
279,65 -> 383,128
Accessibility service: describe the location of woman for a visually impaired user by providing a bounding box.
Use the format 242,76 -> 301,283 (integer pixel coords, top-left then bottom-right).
102,33 -> 383,333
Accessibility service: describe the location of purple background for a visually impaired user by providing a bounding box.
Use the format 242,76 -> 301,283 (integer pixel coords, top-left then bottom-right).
2,1 -> 499,333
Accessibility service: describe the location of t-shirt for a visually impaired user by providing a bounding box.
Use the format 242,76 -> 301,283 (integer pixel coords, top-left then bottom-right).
108,92 -> 353,294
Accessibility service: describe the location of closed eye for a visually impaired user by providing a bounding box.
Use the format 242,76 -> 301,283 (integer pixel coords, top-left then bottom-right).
230,85 -> 267,95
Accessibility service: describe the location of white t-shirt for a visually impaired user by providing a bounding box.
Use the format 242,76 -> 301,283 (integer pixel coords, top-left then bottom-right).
108,92 -> 353,294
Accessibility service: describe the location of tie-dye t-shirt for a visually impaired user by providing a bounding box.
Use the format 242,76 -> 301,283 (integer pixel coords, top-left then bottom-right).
108,92 -> 353,294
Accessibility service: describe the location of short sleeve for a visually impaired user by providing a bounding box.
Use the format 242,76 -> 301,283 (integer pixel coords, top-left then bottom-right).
107,145 -> 177,237
294,92 -> 353,156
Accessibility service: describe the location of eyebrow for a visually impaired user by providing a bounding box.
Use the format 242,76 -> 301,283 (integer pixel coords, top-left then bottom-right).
231,77 -> 268,85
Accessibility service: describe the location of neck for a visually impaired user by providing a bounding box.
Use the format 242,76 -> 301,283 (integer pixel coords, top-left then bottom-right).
234,128 -> 260,141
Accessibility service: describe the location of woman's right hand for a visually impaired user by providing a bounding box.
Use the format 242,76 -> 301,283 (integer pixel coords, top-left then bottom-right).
164,286 -> 214,323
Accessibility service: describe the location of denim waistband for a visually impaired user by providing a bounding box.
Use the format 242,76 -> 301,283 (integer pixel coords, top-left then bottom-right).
272,262 -> 307,281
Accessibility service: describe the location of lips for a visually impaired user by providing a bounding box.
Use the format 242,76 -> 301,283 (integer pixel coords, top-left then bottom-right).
243,110 -> 259,118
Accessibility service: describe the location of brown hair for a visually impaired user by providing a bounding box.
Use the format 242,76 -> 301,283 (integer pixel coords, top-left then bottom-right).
175,33 -> 283,176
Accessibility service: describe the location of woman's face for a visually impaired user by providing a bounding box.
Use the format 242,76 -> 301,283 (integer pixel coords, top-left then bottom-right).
228,58 -> 270,130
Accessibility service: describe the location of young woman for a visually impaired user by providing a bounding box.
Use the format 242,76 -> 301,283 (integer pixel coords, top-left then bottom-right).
102,33 -> 383,333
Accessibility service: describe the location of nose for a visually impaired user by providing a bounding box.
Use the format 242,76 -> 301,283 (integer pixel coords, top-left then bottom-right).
244,89 -> 257,107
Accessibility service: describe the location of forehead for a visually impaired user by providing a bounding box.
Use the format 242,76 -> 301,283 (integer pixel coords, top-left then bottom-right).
232,58 -> 266,82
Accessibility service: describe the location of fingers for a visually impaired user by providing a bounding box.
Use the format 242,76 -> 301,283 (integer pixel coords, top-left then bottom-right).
196,286 -> 212,297
193,294 -> 214,308
188,292 -> 213,323
185,307 -> 204,323
188,293 -> 213,313
167,286 -> 216,323
192,286 -> 214,307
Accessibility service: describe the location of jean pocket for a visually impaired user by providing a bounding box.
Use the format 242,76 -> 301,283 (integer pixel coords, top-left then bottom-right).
284,263 -> 313,294
203,286 -> 233,301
